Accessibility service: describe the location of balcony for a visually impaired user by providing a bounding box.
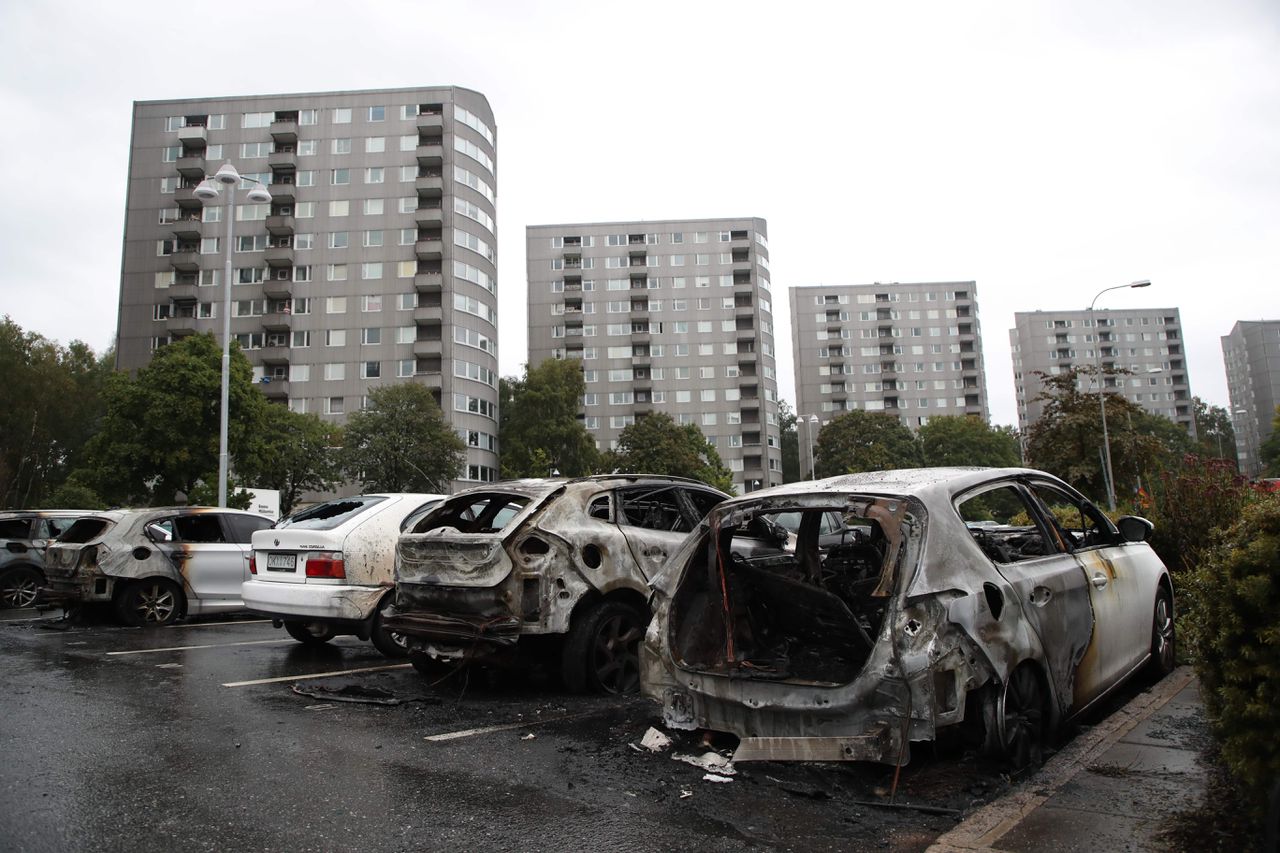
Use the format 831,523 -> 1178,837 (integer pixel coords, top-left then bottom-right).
167,284 -> 198,303
415,175 -> 444,197
172,218 -> 202,241
267,181 -> 295,204
174,186 -> 204,209
417,140 -> 444,166
176,155 -> 205,179
265,215 -> 294,236
413,338 -> 443,358
414,305 -> 444,324
415,205 -> 443,227
264,247 -> 294,267
269,120 -> 298,144
165,315 -> 198,336
259,378 -> 289,400
267,150 -> 296,171
261,312 -> 293,332
415,239 -> 444,260
168,251 -> 200,272
414,272 -> 443,293
417,111 -> 444,133
263,279 -> 292,300
258,347 -> 290,365
177,125 -> 207,148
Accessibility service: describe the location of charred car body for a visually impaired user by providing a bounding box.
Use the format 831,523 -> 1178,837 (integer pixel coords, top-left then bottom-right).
1,511 -> 111,608
41,508 -> 273,625
384,476 -> 728,693
642,468 -> 1176,766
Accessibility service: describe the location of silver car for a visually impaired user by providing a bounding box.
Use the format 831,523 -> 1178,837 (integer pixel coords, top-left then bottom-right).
642,467 -> 1175,767
0,511 -> 111,608
42,508 -> 273,625
385,476 -> 728,693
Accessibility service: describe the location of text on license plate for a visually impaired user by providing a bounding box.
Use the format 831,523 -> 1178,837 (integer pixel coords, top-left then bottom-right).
265,553 -> 296,571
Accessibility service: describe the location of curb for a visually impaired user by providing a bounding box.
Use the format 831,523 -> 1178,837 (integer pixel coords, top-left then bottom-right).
925,666 -> 1197,853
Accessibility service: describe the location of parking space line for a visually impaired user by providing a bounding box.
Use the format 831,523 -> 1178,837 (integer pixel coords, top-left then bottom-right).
107,638 -> 294,656
0,614 -> 47,623
222,663 -> 411,687
164,619 -> 273,629
424,709 -> 606,742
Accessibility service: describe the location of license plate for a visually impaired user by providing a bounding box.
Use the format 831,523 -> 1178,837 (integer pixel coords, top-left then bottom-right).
265,553 -> 296,571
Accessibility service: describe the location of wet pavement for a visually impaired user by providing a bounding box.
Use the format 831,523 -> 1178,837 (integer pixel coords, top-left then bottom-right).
0,606 -> 1180,852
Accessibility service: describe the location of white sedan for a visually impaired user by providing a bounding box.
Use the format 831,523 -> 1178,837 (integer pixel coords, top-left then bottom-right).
243,494 -> 443,657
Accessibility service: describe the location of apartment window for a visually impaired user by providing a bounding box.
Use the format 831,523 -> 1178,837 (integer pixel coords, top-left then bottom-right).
398,197 -> 416,213
397,326 -> 415,344
362,361 -> 381,379
297,109 -> 318,126
329,232 -> 348,249
294,234 -> 314,251
397,293 -> 417,310
296,202 -> 315,218
397,359 -> 415,378
236,267 -> 266,284
364,230 -> 383,248
365,167 -> 384,184
242,112 -> 272,128
400,134 -> 417,152
331,168 -> 350,185
328,200 -> 349,218
325,397 -> 344,415
365,137 -> 385,153
333,108 -> 352,124
361,327 -> 382,345
361,262 -> 383,280
360,198 -> 385,216
332,138 -> 352,155
324,363 -> 345,381
400,165 -> 416,182
289,365 -> 310,382
240,142 -> 272,158
297,140 -> 317,156
399,228 -> 416,245
326,330 -> 347,347
295,170 -> 316,187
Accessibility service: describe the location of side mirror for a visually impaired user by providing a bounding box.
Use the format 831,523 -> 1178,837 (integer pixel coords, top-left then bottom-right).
1116,515 -> 1154,543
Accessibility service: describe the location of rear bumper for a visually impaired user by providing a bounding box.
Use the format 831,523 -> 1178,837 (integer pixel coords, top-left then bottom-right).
39,574 -> 113,607
241,579 -> 386,622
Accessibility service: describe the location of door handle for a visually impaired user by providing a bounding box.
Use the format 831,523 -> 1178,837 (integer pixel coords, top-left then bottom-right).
1091,572 -> 1108,590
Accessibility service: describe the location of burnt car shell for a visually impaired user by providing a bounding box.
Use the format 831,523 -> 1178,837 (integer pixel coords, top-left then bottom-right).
641,467 -> 1173,766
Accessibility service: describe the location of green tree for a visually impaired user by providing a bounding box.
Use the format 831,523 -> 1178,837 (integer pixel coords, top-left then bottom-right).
778,399 -> 801,483
339,383 -> 464,492
76,333 -> 265,507
0,318 -> 112,508
237,405 -> 343,515
1191,397 -> 1237,465
499,358 -> 599,478
606,413 -> 734,493
814,410 -> 922,477
1023,367 -> 1182,505
1259,405 -> 1280,476
919,415 -> 1021,468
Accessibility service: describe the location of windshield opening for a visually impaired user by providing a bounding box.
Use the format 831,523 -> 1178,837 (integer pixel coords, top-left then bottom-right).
277,496 -> 387,531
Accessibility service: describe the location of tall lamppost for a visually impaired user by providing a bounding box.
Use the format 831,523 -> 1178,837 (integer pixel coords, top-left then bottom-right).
806,414 -> 819,480
193,163 -> 272,507
1089,279 -> 1151,511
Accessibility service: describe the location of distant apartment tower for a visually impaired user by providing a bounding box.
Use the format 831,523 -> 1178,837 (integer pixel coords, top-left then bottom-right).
526,218 -> 781,493
117,86 -> 499,486
1010,308 -> 1193,435
789,282 -> 989,430
1221,320 -> 1280,476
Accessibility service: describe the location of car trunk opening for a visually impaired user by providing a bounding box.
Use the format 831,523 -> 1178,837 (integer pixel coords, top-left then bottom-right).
668,498 -> 909,687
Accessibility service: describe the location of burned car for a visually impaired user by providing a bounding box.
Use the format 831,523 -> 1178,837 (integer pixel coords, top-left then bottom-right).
642,468 -> 1176,767
41,507 -> 273,625
1,511 -> 111,608
384,476 -> 728,693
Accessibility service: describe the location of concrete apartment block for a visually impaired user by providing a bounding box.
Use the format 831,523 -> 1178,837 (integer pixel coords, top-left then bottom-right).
1222,320 -> 1280,476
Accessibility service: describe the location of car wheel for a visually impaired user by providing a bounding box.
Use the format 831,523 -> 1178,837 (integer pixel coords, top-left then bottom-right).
371,603 -> 409,659
0,566 -> 42,609
985,664 -> 1048,769
1148,587 -> 1176,677
115,578 -> 184,626
561,599 -> 647,694
284,621 -> 337,645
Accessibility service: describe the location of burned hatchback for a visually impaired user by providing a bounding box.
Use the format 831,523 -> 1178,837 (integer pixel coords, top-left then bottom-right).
642,468 -> 1175,766
384,476 -> 727,693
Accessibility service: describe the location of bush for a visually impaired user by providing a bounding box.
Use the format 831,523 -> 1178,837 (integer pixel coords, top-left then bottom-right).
1146,455 -> 1259,578
1186,496 -> 1280,812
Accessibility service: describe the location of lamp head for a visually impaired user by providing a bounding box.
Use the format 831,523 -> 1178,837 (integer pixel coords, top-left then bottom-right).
192,178 -> 220,200
1130,280 -> 1152,288
213,162 -> 241,185
245,184 -> 273,204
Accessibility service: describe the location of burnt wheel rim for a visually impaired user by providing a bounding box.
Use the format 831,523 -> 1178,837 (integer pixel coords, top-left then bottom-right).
2,572 -> 39,608
591,613 -> 643,694
1153,595 -> 1175,670
1000,667 -> 1044,767
134,583 -> 177,623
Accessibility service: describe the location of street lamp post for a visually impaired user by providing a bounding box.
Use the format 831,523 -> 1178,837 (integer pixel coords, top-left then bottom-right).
806,414 -> 819,480
1089,279 -> 1151,512
193,163 -> 271,507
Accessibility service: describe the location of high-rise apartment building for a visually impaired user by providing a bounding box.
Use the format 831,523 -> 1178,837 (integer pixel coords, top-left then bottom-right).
789,282 -> 989,431
1010,308 -> 1193,435
117,87 -> 499,486
1221,320 -> 1280,476
526,218 -> 781,493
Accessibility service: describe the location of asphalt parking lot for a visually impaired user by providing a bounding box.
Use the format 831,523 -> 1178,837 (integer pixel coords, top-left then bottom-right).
1,607 -> 1029,852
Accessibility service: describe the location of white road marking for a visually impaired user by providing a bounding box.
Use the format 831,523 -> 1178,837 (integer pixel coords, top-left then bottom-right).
107,638 -> 294,656
424,710 -> 604,742
0,613 -> 45,623
222,662 -> 412,688
164,619 -> 273,629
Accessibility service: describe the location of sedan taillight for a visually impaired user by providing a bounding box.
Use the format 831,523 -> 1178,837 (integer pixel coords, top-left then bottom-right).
305,552 -> 345,579
249,554 -> 257,575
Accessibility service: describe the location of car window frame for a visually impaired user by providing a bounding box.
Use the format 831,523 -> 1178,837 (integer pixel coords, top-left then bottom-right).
953,479 -> 1068,566
1021,478 -> 1119,552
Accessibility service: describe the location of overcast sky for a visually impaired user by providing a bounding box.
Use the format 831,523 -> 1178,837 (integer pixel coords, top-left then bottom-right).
2,0 -> 1276,426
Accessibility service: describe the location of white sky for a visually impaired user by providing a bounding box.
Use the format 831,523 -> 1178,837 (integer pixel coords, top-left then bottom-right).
2,0 -> 1276,426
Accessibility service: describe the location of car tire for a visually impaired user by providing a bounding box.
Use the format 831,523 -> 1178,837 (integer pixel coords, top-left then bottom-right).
370,600 -> 409,659
0,566 -> 42,609
983,663 -> 1049,770
1148,586 -> 1176,677
284,621 -> 337,645
115,578 -> 184,627
561,599 -> 648,695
